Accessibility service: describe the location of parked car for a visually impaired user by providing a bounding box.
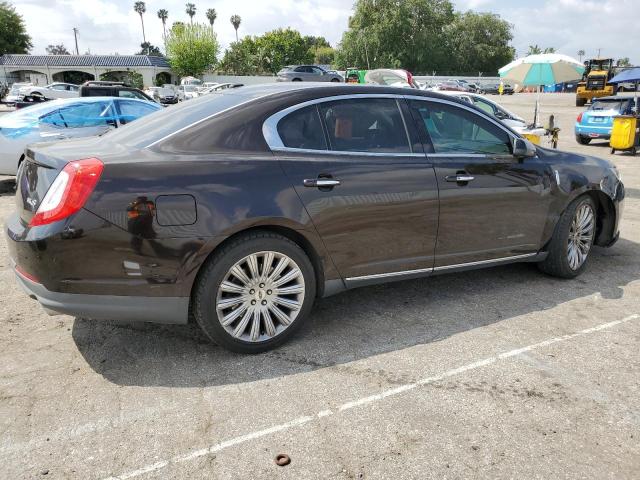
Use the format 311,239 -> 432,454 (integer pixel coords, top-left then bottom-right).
277,65 -> 343,82
438,81 -> 467,92
6,84 -> 624,353
0,97 -> 161,175
438,91 -> 528,132
159,84 -> 183,103
575,96 -> 638,144
178,84 -> 200,100
198,83 -> 244,95
79,82 -> 156,102
483,83 -> 515,95
4,82 -> 33,104
19,83 -> 79,101
364,69 -> 421,89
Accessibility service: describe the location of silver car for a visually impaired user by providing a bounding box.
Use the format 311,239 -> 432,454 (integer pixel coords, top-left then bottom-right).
276,65 -> 343,83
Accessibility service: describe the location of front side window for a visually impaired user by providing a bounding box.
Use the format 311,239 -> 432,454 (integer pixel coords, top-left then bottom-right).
409,100 -> 511,155
40,101 -> 116,128
318,98 -> 411,154
277,105 -> 327,150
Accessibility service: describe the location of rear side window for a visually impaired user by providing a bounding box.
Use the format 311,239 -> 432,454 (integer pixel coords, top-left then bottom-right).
318,98 -> 411,153
117,100 -> 159,125
409,100 -> 510,155
40,101 -> 116,128
277,105 -> 327,150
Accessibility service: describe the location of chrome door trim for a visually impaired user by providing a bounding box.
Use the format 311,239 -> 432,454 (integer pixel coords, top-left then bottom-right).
344,253 -> 538,282
345,267 -> 434,282
271,146 -> 426,158
433,253 -> 538,272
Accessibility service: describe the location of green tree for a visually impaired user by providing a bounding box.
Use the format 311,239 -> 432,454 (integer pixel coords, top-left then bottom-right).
206,8 -> 216,30
133,1 -> 147,44
257,28 -> 314,74
444,12 -> 514,75
137,42 -> 163,56
314,46 -> 335,66
527,44 -> 542,55
185,3 -> 196,24
0,1 -> 32,55
219,37 -> 260,75
157,9 -> 169,44
230,14 -> 241,41
46,44 -> 70,55
166,22 -> 219,77
616,57 -> 631,67
334,0 -> 455,72
543,47 -> 556,54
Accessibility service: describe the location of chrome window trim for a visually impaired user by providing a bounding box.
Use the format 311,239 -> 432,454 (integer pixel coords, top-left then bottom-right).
262,92 -> 519,155
271,146 -> 425,158
345,253 -> 537,282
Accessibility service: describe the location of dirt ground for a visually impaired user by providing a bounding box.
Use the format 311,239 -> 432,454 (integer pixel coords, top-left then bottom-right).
0,92 -> 638,479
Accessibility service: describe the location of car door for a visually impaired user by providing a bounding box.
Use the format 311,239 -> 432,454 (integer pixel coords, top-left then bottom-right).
310,66 -> 327,82
271,96 -> 439,282
407,97 -> 553,268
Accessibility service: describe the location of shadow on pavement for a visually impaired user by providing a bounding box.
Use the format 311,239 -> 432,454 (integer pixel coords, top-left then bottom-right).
0,178 -> 16,197
73,237 -> 640,388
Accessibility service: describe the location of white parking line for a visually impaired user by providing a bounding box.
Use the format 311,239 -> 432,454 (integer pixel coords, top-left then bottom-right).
103,314 -> 638,480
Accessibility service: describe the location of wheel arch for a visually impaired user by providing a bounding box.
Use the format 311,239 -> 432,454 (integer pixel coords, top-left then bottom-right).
585,190 -> 618,246
186,224 -> 334,310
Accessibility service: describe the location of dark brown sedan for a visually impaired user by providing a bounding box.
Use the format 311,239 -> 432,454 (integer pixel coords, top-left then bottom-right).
6,84 -> 624,353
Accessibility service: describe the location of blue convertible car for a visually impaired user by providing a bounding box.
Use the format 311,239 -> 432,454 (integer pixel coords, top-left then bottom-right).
0,97 -> 161,175
575,96 -> 638,145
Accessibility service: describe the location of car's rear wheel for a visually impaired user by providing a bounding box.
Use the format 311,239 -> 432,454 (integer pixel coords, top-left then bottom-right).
292,78 -> 302,82
330,78 -> 341,83
538,196 -> 596,278
193,232 -> 316,353
576,135 -> 591,145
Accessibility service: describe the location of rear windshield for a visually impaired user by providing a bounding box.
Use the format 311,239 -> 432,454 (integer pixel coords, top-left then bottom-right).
590,100 -> 627,112
102,90 -> 259,148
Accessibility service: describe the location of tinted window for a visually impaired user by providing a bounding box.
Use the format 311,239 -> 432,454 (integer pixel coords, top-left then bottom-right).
117,100 -> 159,125
119,90 -> 146,100
409,100 -> 510,155
277,105 -> 327,150
318,98 -> 411,153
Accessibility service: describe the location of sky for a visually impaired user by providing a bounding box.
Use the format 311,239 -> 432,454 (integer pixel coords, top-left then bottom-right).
10,0 -> 639,65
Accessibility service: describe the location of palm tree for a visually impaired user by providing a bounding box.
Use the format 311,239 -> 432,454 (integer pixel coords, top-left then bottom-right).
206,8 -> 217,31
185,3 -> 196,24
134,1 -> 147,44
577,49 -> 585,62
230,14 -> 241,42
157,9 -> 168,43
543,47 -> 556,54
527,44 -> 542,55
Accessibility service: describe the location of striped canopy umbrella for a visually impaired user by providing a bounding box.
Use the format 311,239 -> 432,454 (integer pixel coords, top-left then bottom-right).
499,53 -> 585,86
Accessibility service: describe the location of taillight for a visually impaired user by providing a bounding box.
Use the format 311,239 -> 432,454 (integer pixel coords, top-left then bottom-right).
29,158 -> 103,227
577,112 -> 583,123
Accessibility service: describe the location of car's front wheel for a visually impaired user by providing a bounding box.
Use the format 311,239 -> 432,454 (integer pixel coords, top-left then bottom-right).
193,232 -> 316,353
538,196 -> 596,278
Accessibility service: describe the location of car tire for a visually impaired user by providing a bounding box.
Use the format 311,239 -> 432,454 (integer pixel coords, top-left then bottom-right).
538,196 -> 596,279
330,78 -> 341,83
576,135 -> 591,145
576,97 -> 587,107
193,231 -> 316,353
292,78 -> 302,82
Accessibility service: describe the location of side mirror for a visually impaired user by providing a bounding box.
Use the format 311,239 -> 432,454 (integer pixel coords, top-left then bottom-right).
494,111 -> 507,120
512,138 -> 536,158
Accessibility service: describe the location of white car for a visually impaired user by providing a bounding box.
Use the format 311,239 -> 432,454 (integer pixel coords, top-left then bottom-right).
178,84 -> 199,100
4,82 -> 33,103
19,83 -> 79,101
437,91 -> 528,132
0,97 -> 161,175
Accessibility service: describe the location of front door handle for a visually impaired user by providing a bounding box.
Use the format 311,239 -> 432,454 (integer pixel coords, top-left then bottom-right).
303,178 -> 341,188
445,174 -> 475,182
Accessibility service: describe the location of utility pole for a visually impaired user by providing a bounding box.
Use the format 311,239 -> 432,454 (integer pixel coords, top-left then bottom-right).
73,28 -> 80,55
597,48 -> 601,58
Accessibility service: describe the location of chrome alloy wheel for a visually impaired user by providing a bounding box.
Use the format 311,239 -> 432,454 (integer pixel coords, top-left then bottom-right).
567,203 -> 595,270
215,251 -> 305,343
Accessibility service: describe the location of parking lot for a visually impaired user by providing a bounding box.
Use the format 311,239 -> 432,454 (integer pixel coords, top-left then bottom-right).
0,92 -> 638,479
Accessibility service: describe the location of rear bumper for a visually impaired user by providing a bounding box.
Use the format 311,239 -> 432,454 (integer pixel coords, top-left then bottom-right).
13,264 -> 189,324
575,123 -> 612,138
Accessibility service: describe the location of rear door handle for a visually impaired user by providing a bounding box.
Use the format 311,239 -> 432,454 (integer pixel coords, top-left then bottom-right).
445,175 -> 475,182
303,178 -> 341,188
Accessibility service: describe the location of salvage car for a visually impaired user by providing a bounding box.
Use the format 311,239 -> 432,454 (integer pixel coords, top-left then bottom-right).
0,97 -> 161,175
277,65 -> 343,83
4,82 -> 33,104
575,96 -> 638,144
6,84 -> 624,353
20,83 -> 80,101
438,91 -> 528,132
